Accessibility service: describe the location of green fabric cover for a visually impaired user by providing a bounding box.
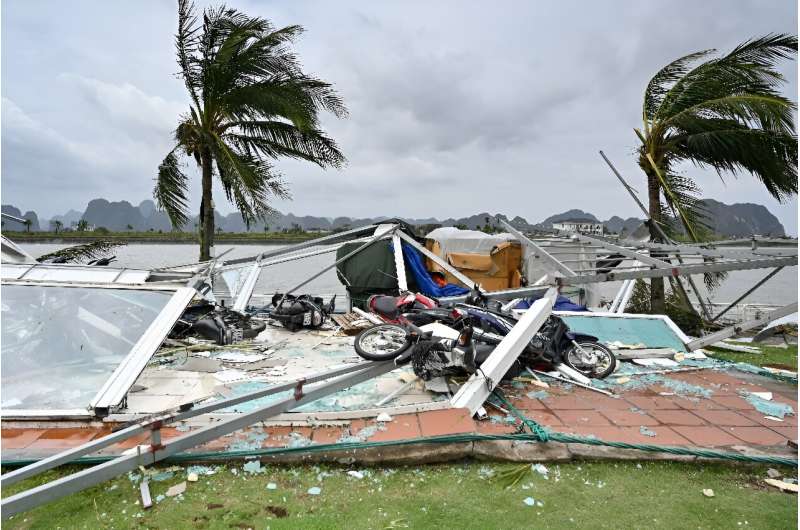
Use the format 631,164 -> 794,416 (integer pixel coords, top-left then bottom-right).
336,240 -> 417,309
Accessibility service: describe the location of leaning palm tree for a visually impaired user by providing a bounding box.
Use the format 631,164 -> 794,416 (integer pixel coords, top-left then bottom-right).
155,1 -> 347,260
636,34 -> 797,312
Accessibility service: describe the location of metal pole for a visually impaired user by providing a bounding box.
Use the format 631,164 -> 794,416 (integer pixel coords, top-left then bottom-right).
395,230 -> 482,290
1,362 -> 395,517
556,256 -> 798,285
498,218 -> 577,277
709,267 -> 785,323
1,362 -> 379,487
599,150 -> 711,320
223,224 -> 379,267
686,302 -> 798,351
283,225 -> 397,297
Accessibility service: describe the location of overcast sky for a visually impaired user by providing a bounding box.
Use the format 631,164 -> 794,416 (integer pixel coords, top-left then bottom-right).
2,1 -> 798,233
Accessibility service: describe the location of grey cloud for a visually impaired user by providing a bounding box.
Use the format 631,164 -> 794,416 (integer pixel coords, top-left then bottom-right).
2,0 -> 797,234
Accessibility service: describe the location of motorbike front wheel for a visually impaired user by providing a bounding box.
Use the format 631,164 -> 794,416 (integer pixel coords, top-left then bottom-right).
354,324 -> 412,361
564,341 -> 616,379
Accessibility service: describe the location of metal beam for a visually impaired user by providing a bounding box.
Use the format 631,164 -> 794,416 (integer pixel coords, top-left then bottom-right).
710,267 -> 785,323
1,362 -> 395,517
598,151 -> 714,320
498,219 -> 576,277
437,284 -> 550,305
1,362 -> 379,487
231,260 -> 262,312
556,255 -> 798,285
283,225 -> 397,297
687,303 -> 798,351
571,234 -> 672,268
392,233 -> 408,291
223,224 -> 378,267
395,230 -> 481,290
451,288 -> 557,414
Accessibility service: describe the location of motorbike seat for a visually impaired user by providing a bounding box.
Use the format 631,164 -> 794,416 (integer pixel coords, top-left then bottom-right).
370,296 -> 402,319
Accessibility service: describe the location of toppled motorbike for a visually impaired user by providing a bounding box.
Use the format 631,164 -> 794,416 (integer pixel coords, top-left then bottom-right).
170,302 -> 266,345
353,290 -> 616,381
269,293 -> 336,332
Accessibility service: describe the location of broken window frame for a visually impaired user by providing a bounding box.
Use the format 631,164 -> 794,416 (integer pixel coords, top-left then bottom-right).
1,277 -> 196,418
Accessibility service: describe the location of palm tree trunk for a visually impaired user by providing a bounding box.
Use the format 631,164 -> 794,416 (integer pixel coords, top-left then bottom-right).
199,148 -> 215,261
646,169 -> 666,314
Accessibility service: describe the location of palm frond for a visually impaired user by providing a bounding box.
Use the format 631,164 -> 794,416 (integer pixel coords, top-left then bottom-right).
154,149 -> 190,228
176,0 -> 203,112
656,34 -> 797,123
225,120 -> 346,167
211,134 -> 289,227
36,240 -> 126,264
644,49 -> 714,120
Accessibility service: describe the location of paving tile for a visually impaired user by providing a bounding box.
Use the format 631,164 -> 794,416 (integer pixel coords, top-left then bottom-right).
648,410 -> 707,426
691,409 -> 758,427
417,408 -> 476,437
523,410 -> 564,427
0,429 -> 45,449
766,426 -> 798,441
363,414 -> 423,442
696,371 -> 746,386
723,426 -> 790,446
737,410 -> 797,427
554,410 -> 611,426
545,396 -> 594,410
559,425 -> 691,446
673,396 -> 727,411
476,420 -> 519,435
586,396 -> 633,410
601,409 -> 660,426
510,396 -> 549,411
709,395 -> 755,410
624,396 -> 682,411
27,428 -> 102,450
672,426 -> 741,446
310,426 -> 347,444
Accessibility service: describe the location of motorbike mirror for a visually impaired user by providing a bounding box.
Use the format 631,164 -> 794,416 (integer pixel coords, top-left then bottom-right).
458,326 -> 474,346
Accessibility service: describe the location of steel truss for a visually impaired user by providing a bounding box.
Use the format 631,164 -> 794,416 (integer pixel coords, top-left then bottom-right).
1,361 -> 394,518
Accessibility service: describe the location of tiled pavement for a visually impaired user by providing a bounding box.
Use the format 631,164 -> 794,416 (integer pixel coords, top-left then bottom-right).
2,369 -> 797,461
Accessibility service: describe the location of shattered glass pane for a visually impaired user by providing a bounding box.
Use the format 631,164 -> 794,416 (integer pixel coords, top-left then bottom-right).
1,284 -> 172,411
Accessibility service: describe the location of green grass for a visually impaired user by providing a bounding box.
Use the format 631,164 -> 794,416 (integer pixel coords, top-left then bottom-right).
3,460 -> 796,529
708,343 -> 797,370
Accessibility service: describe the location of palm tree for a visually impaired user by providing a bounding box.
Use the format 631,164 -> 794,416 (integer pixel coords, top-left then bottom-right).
76,219 -> 89,232
52,220 -> 63,234
154,1 -> 347,261
636,34 -> 797,313
126,224 -> 134,232
23,219 -> 32,233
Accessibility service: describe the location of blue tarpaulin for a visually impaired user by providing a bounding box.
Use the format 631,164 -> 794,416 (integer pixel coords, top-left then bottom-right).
515,296 -> 589,312
400,242 -> 470,297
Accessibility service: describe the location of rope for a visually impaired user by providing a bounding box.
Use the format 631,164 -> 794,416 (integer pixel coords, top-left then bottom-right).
3,428 -> 795,470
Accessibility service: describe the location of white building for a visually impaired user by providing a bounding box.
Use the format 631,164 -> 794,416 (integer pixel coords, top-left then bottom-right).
552,219 -> 604,235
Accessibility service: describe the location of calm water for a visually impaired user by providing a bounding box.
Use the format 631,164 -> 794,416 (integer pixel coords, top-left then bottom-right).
20,242 -> 798,306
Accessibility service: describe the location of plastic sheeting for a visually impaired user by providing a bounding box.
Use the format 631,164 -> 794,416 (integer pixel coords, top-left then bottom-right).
401,242 -> 469,298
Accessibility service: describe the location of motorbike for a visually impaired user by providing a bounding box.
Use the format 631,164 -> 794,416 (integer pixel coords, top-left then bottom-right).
353,290 -> 616,379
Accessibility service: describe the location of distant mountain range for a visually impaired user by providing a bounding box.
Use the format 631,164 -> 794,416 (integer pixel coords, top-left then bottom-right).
1,197 -> 787,238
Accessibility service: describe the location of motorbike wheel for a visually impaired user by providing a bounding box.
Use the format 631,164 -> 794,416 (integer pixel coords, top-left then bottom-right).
354,324 -> 412,361
564,341 -> 617,379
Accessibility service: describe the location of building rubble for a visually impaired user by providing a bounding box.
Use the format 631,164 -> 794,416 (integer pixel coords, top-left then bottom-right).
1,212 -> 797,517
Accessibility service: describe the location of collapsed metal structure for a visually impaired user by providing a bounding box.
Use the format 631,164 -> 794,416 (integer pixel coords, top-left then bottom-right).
1,137 -> 798,517
1,213 -> 796,516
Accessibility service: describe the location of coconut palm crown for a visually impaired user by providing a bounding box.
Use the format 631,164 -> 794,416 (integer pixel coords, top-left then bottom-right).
636,34 -> 797,312
155,0 -> 347,260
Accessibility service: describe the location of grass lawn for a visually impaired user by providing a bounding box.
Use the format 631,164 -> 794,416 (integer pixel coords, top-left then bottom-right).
708,343 -> 798,370
3,460 -> 797,529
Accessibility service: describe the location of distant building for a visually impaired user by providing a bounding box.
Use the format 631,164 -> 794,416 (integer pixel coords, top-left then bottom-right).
552,219 -> 604,235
